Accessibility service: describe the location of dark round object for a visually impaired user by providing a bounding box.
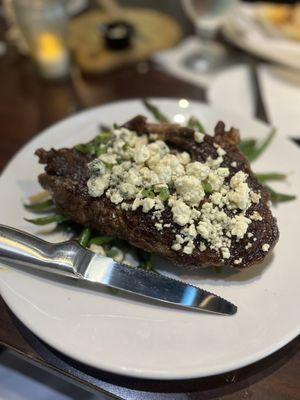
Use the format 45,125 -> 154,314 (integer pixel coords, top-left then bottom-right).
101,20 -> 134,50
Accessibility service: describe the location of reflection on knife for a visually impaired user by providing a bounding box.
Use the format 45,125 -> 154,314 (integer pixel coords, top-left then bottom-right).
0,225 -> 237,315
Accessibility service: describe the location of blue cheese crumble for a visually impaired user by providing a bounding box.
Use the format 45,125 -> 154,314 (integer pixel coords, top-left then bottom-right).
87,127 -> 262,261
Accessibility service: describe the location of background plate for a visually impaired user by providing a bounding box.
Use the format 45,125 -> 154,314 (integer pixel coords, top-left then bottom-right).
223,4 -> 300,70
0,99 -> 299,380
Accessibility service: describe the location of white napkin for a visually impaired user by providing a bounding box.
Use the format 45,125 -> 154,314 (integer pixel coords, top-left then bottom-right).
207,64 -> 255,119
207,63 -> 300,138
153,37 -> 216,88
257,65 -> 300,136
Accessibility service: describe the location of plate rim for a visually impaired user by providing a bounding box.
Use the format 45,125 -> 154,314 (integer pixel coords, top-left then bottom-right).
2,288 -> 300,380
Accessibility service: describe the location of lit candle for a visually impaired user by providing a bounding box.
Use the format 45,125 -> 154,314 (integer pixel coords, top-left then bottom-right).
35,32 -> 70,79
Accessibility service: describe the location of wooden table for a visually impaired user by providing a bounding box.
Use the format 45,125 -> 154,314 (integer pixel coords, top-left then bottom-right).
0,4 -> 299,400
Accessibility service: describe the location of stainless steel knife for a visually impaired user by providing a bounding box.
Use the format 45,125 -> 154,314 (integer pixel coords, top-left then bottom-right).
0,225 -> 237,315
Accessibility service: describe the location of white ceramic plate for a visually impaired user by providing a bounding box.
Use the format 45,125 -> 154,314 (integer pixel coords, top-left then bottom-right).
0,99 -> 299,380
223,4 -> 300,70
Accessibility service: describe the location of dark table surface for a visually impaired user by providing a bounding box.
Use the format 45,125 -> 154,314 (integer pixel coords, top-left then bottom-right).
0,1 -> 299,399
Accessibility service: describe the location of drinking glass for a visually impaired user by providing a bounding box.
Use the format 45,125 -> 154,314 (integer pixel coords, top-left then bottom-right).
181,0 -> 238,72
13,0 -> 70,79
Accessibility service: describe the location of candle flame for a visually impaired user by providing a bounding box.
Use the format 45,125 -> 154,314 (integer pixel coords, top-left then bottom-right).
37,32 -> 64,60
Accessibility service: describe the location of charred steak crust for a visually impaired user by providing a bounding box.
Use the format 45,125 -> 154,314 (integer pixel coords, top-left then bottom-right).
36,116 -> 279,269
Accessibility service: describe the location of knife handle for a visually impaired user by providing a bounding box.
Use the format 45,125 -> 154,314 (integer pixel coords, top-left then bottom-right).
0,224 -> 90,278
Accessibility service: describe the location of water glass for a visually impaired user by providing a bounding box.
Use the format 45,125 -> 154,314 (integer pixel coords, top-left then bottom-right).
182,0 -> 238,72
13,0 -> 70,79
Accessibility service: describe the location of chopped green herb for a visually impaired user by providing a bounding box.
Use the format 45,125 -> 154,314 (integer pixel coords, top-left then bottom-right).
159,187 -> 169,202
79,227 -> 91,248
202,180 -> 213,194
75,132 -> 111,155
94,132 -> 111,143
122,143 -> 129,151
75,143 -> 95,154
142,99 -> 169,122
25,199 -> 54,213
264,185 -> 296,203
103,162 -> 113,170
25,214 -> 69,225
96,145 -> 106,156
89,236 -> 115,246
187,116 -> 206,133
256,172 -> 287,182
142,188 -> 155,198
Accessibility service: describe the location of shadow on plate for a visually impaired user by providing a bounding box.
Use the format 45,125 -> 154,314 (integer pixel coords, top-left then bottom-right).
155,252 -> 274,287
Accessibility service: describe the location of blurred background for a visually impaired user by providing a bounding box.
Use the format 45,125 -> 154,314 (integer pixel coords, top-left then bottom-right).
0,0 -> 299,399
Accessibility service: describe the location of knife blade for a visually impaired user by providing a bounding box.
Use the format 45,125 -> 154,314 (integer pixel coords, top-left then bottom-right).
0,225 -> 237,315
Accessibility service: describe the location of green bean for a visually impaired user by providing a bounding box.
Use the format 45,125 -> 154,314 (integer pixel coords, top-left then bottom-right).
256,172 -> 287,182
25,214 -> 69,225
247,128 -> 276,161
239,138 -> 257,158
264,185 -> 296,203
78,227 -> 91,248
187,116 -> 206,133
25,199 -> 54,213
89,236 -> 115,246
142,99 -> 169,122
239,138 -> 257,148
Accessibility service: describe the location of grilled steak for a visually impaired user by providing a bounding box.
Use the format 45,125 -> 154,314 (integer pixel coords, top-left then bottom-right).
36,115 -> 279,269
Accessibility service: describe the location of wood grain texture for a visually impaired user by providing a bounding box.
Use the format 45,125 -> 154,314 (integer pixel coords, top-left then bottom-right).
0,5 -> 299,400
